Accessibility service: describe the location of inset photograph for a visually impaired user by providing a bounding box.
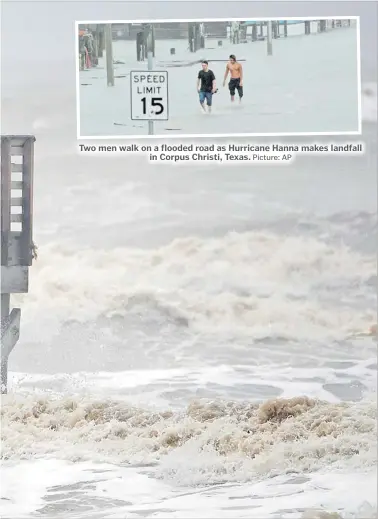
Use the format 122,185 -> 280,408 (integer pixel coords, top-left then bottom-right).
76,18 -> 361,138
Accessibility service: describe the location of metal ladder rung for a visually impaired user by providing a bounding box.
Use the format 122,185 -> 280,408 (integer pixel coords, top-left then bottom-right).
11,198 -> 23,206
10,214 -> 23,223
11,163 -> 23,173
11,181 -> 23,190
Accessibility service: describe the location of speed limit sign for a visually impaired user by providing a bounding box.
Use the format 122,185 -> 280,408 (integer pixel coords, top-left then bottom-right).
130,71 -> 169,121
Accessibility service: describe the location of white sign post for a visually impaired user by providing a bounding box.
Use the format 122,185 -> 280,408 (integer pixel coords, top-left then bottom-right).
130,69 -> 169,135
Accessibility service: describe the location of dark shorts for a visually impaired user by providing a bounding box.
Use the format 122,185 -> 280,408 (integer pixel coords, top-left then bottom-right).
229,78 -> 243,98
199,91 -> 213,106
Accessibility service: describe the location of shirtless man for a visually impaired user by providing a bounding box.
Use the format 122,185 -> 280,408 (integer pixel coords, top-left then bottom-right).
223,54 -> 243,102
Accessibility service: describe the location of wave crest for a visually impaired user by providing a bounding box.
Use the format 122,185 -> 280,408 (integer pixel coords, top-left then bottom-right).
2,394 -> 376,485
16,232 -> 376,340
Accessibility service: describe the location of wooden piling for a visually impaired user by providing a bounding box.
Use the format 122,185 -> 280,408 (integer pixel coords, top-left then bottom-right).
136,31 -> 143,61
240,24 -> 247,42
252,25 -> 257,41
151,24 -> 155,57
195,23 -> 201,51
188,23 -> 194,52
98,26 -> 105,57
142,24 -> 150,61
272,21 -> 278,39
104,24 -> 114,87
319,20 -> 327,32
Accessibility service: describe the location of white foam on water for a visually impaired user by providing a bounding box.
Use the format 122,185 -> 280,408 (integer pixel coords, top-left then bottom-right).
2,389 -> 376,481
1,459 -> 101,516
1,459 -> 161,518
2,458 -> 376,518
14,232 -> 376,343
8,357 -> 377,406
97,469 -> 377,518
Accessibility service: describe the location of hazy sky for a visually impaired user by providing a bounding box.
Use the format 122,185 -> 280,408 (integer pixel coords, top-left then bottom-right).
1,0 -> 376,94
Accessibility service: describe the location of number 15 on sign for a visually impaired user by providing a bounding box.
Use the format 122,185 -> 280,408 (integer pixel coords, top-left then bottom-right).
130,71 -> 169,121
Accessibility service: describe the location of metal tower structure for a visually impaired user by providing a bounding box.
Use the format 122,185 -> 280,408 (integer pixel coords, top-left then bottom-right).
1,135 -> 36,393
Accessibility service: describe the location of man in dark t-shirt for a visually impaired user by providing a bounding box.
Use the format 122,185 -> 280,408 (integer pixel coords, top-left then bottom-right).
197,61 -> 217,113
